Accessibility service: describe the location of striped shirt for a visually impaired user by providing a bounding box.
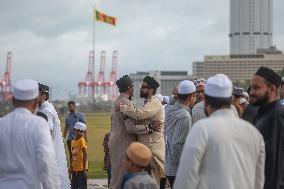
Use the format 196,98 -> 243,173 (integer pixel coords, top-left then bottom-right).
164,102 -> 192,176
192,101 -> 206,124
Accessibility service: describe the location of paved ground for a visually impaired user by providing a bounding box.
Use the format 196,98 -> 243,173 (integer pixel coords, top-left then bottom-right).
87,179 -> 171,189
88,179 -> 108,189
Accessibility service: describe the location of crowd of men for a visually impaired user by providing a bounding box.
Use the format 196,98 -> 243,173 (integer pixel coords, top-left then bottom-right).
109,66 -> 284,189
0,66 -> 284,189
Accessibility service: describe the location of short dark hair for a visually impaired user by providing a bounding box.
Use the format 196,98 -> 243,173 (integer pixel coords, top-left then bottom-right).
116,75 -> 133,93
143,76 -> 160,94
205,95 -> 232,109
68,101 -> 76,106
177,93 -> 192,101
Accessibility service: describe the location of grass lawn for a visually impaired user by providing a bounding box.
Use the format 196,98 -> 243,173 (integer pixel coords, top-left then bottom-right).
60,112 -> 111,179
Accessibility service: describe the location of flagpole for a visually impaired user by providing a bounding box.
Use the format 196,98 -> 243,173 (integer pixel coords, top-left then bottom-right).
93,5 -> 96,101
93,5 -> 95,55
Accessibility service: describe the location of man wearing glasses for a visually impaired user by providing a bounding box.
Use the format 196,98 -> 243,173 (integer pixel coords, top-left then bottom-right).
119,76 -> 165,187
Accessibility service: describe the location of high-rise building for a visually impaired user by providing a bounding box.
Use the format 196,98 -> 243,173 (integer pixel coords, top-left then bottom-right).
192,0 -> 284,82
230,0 -> 273,54
192,47 -> 284,81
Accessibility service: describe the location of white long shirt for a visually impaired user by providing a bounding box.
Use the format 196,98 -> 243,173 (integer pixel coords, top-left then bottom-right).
38,101 -> 70,189
0,108 -> 60,189
174,108 -> 265,189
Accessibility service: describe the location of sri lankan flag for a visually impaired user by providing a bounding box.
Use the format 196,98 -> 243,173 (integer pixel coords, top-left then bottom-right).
95,10 -> 116,26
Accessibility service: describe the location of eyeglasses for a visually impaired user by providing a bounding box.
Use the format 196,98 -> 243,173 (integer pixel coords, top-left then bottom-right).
140,84 -> 150,89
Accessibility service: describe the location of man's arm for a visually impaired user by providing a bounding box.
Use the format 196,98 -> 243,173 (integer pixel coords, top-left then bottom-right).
120,100 -> 160,120
254,137 -> 265,189
36,121 -> 60,189
63,116 -> 68,138
174,124 -> 208,189
125,118 -> 148,134
171,117 -> 191,162
82,147 -> 88,178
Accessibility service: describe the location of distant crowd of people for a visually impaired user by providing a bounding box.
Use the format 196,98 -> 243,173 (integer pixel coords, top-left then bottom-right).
0,66 -> 284,189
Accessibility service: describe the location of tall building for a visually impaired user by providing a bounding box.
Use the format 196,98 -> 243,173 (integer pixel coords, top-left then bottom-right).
192,0 -> 284,82
192,47 -> 284,81
230,0 -> 273,54
130,71 -> 191,106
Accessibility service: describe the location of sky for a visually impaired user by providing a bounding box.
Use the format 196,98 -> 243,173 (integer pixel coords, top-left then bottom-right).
0,0 -> 284,100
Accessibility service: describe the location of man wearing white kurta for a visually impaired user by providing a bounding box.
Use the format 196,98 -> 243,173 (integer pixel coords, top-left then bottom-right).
174,74 -> 265,189
38,83 -> 70,189
0,79 -> 60,189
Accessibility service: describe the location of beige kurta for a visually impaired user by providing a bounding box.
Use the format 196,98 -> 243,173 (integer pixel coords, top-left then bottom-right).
121,96 -> 165,185
109,94 -> 136,189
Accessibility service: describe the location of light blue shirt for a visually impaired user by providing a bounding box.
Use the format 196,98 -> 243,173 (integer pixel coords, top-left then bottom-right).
65,112 -> 86,140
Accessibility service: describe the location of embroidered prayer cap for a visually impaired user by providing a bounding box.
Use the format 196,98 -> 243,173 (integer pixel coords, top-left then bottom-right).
177,80 -> 196,94
13,79 -> 39,100
38,83 -> 50,94
127,142 -> 152,167
74,122 -> 86,131
255,67 -> 282,88
205,74 -> 233,98
193,78 -> 207,86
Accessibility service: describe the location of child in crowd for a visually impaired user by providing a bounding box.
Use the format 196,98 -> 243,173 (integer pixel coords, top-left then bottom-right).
121,142 -> 158,189
70,122 -> 88,189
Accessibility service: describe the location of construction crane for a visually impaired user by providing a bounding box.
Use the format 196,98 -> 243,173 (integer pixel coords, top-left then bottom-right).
0,52 -> 12,103
78,50 -> 118,101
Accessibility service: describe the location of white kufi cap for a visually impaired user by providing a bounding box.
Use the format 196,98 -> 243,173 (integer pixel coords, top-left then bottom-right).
13,79 -> 39,100
178,80 -> 196,94
162,96 -> 170,104
74,122 -> 86,131
205,74 -> 233,98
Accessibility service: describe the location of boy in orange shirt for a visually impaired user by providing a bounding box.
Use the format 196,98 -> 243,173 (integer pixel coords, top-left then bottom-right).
70,122 -> 88,189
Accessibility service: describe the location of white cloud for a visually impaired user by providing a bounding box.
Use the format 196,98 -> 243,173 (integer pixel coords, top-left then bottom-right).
0,0 -> 283,99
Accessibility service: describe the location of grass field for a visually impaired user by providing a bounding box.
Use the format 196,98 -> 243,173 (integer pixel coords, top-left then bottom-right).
60,112 -> 111,179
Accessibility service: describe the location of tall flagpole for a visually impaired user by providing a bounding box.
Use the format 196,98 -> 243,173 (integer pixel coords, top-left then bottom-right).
93,5 -> 96,101
93,5 -> 95,55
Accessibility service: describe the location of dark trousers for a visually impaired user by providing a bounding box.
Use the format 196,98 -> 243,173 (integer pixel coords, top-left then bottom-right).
107,168 -> 111,187
160,177 -> 166,189
167,176 -> 176,189
71,171 -> 87,189
67,140 -> 72,163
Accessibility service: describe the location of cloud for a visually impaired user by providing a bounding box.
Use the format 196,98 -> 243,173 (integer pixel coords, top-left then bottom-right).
0,0 -> 283,99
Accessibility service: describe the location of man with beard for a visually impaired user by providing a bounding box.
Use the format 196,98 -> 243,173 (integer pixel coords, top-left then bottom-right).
280,77 -> 284,104
38,83 -> 70,189
119,76 -> 165,186
250,67 -> 284,189
109,75 -> 137,189
193,78 -> 206,104
174,74 -> 265,189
